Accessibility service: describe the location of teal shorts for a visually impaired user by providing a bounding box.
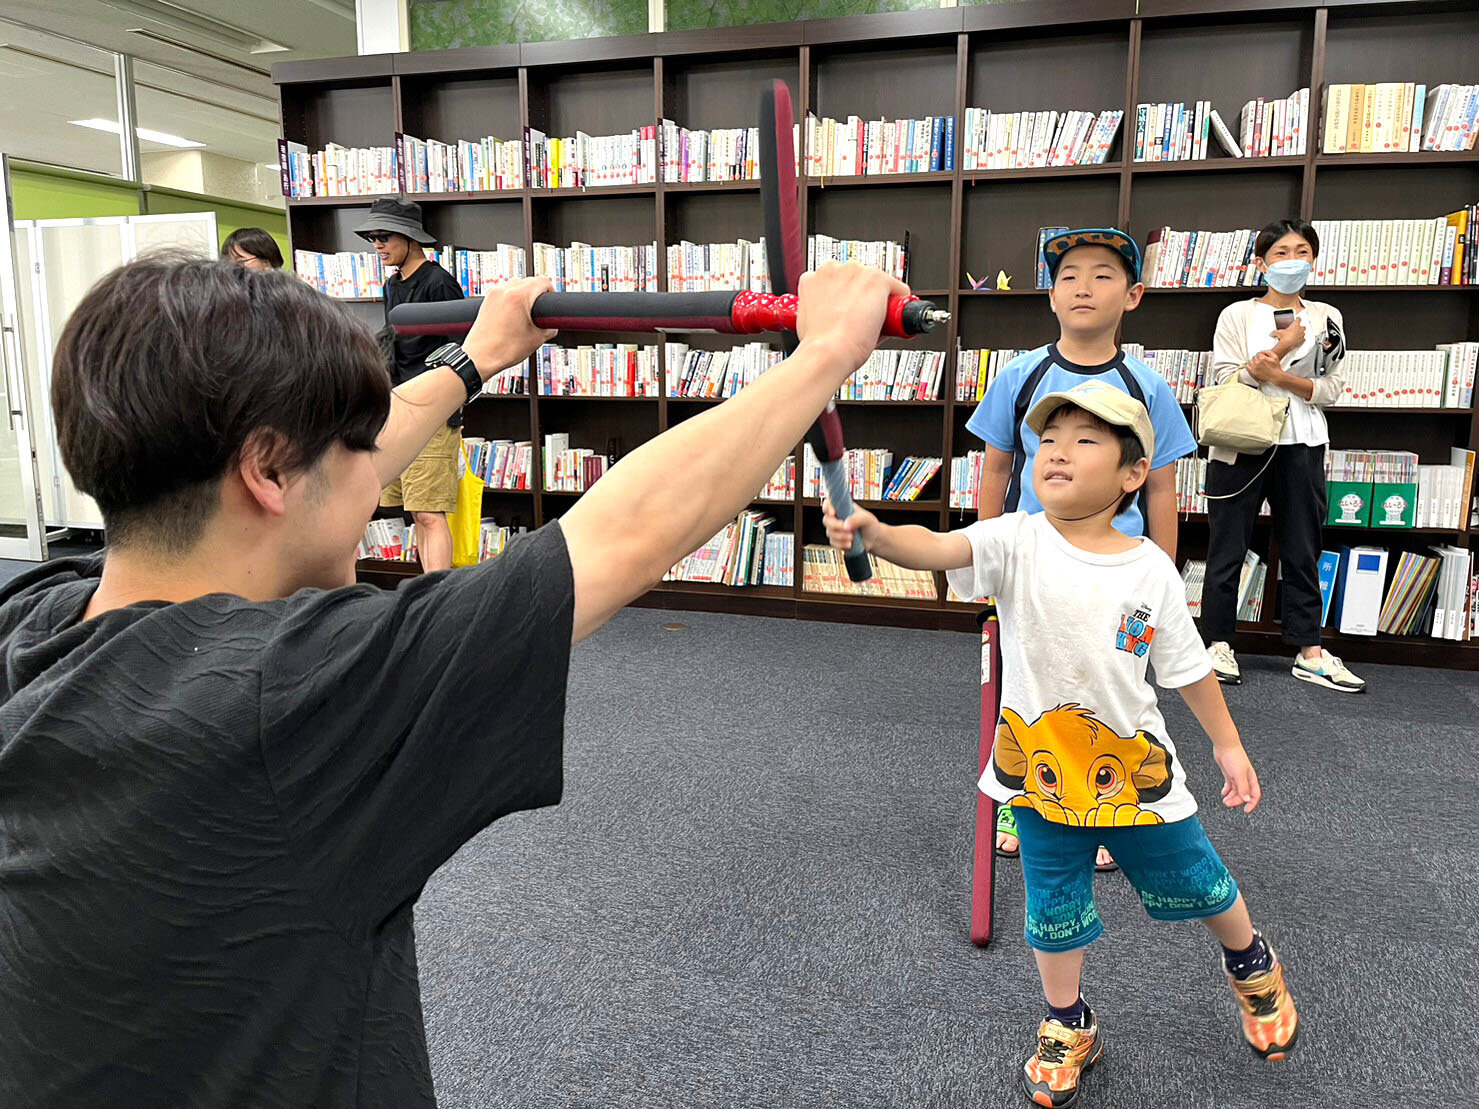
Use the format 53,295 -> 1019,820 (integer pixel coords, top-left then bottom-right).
1013,806 -> 1239,953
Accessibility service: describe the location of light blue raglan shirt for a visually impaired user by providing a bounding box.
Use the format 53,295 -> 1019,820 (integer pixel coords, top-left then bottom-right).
966,343 -> 1198,538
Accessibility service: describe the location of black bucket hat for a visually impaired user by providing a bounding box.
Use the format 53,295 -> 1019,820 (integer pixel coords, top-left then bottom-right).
352,197 -> 436,245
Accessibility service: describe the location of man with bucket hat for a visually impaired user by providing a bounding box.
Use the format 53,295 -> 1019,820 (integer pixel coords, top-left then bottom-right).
354,197 -> 467,572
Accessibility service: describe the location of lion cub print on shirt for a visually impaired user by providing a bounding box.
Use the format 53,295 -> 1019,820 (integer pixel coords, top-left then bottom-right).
996,704 -> 1174,827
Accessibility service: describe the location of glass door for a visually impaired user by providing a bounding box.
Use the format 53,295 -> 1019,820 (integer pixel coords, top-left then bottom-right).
0,156 -> 47,560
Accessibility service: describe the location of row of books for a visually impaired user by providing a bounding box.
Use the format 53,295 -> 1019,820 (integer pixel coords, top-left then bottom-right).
293,249 -> 384,299
1326,448 -> 1474,530
800,446 -> 941,503
658,121 -> 766,183
956,348 -> 1029,403
1374,547 -> 1475,636
760,456 -> 795,502
359,518 -> 419,562
1231,91 -> 1311,158
1413,463 -> 1475,529
665,342 -> 783,399
534,342 -> 660,397
664,510 -> 784,588
1178,554 -> 1266,622
531,241 -> 660,293
1122,345 -> 1214,404
801,546 -> 938,601
482,363 -> 528,395
1327,448 -> 1420,483
807,234 -> 907,280
960,108 -> 1123,170
523,125 -> 658,189
541,433 -> 608,492
1143,227 -> 1268,288
838,350 -> 948,402
802,114 -> 955,177
880,457 -> 943,503
949,451 -> 984,510
395,132 -> 525,193
802,445 -> 895,501
463,437 -> 533,491
1329,545 -> 1477,639
666,239 -> 772,293
1322,83 -> 1479,155
1305,211 -> 1475,287
438,244 -> 528,296
277,139 -> 396,198
1333,344 -> 1478,409
1134,92 -> 1307,162
1174,456 -> 1272,517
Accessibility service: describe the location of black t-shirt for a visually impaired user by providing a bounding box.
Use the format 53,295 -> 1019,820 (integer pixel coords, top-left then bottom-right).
384,260 -> 467,428
0,525 -> 573,1107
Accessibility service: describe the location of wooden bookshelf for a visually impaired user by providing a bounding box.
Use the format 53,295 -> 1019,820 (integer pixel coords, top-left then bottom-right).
276,0 -> 1479,666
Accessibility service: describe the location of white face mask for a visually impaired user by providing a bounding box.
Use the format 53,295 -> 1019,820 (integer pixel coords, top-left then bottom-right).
1265,258 -> 1311,294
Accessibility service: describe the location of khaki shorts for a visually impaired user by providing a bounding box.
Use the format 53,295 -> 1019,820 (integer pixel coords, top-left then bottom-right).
381,424 -> 460,514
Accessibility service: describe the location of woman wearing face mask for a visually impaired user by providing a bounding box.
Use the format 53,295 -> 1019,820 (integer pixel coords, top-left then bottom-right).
1202,218 -> 1366,694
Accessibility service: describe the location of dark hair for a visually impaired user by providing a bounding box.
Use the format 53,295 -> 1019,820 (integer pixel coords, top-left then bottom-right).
221,227 -> 284,268
1044,402 -> 1147,516
1254,218 -> 1319,260
52,253 -> 391,551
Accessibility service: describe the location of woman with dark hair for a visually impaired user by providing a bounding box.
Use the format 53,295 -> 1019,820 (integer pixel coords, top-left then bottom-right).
221,227 -> 284,270
1202,218 -> 1365,694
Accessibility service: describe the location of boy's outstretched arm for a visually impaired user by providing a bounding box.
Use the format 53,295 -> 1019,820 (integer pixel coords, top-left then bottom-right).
1178,674 -> 1261,813
558,262 -> 907,644
822,502 -> 972,571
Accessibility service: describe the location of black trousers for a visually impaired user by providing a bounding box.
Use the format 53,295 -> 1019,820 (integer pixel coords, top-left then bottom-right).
1203,443 -> 1326,648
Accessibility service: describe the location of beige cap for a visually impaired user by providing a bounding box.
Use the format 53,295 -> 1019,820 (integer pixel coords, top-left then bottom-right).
1025,379 -> 1155,459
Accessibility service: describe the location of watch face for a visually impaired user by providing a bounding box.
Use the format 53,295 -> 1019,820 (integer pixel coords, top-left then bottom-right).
429,342 -> 461,364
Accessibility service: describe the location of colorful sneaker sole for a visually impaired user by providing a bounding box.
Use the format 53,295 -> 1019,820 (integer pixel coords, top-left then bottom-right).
1291,665 -> 1364,693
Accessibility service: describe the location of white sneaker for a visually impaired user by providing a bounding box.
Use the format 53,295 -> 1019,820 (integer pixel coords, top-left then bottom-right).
1208,641 -> 1241,685
1291,649 -> 1366,694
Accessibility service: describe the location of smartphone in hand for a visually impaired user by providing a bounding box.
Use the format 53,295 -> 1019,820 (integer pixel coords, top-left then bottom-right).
1273,308 -> 1296,331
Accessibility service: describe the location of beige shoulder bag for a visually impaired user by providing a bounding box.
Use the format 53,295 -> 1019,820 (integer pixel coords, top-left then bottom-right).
1195,378 -> 1289,453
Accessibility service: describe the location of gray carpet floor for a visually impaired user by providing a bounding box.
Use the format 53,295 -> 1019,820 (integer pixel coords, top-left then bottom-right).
413,608 -> 1479,1109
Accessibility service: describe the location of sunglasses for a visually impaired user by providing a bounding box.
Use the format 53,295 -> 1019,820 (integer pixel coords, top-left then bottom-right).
366,233 -> 395,244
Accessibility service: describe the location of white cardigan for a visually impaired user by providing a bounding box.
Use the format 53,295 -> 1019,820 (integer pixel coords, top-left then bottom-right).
1208,298 -> 1347,465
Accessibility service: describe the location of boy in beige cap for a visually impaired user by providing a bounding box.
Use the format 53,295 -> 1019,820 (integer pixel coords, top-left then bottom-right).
824,380 -> 1298,1107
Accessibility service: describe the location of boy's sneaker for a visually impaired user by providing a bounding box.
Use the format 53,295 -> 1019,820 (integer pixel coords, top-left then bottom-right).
1022,1013 -> 1103,1107
1228,950 -> 1299,1061
1207,641 -> 1240,684
1291,648 -> 1365,693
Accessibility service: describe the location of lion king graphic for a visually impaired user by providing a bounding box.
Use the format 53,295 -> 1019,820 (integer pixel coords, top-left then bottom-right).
994,704 -> 1174,826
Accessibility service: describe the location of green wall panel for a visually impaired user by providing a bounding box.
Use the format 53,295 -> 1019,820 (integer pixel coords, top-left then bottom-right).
410,0 -> 648,50
10,168 -> 140,221
667,0 -> 936,32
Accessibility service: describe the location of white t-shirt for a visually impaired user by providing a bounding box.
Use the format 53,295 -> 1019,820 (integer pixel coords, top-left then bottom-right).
947,513 -> 1211,828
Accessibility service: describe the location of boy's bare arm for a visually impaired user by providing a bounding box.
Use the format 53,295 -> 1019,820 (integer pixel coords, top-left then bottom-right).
1178,673 -> 1261,812
822,503 -> 972,571
975,446 -> 1012,519
1144,463 -> 1179,561
869,523 -> 973,571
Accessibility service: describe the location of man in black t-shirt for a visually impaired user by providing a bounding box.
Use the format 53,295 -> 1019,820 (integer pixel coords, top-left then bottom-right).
356,197 -> 466,572
0,251 -> 905,1107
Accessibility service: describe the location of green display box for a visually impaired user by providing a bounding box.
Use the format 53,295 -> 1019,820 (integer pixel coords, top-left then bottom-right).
1327,481 -> 1373,526
1372,482 -> 1418,528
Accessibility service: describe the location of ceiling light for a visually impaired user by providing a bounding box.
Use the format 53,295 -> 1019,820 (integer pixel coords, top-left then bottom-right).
70,119 -> 205,148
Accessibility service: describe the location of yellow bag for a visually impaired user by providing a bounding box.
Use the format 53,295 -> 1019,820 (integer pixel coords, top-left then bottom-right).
450,444 -> 483,568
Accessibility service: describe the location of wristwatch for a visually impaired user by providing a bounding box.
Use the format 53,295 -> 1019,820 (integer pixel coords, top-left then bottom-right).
425,342 -> 483,404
